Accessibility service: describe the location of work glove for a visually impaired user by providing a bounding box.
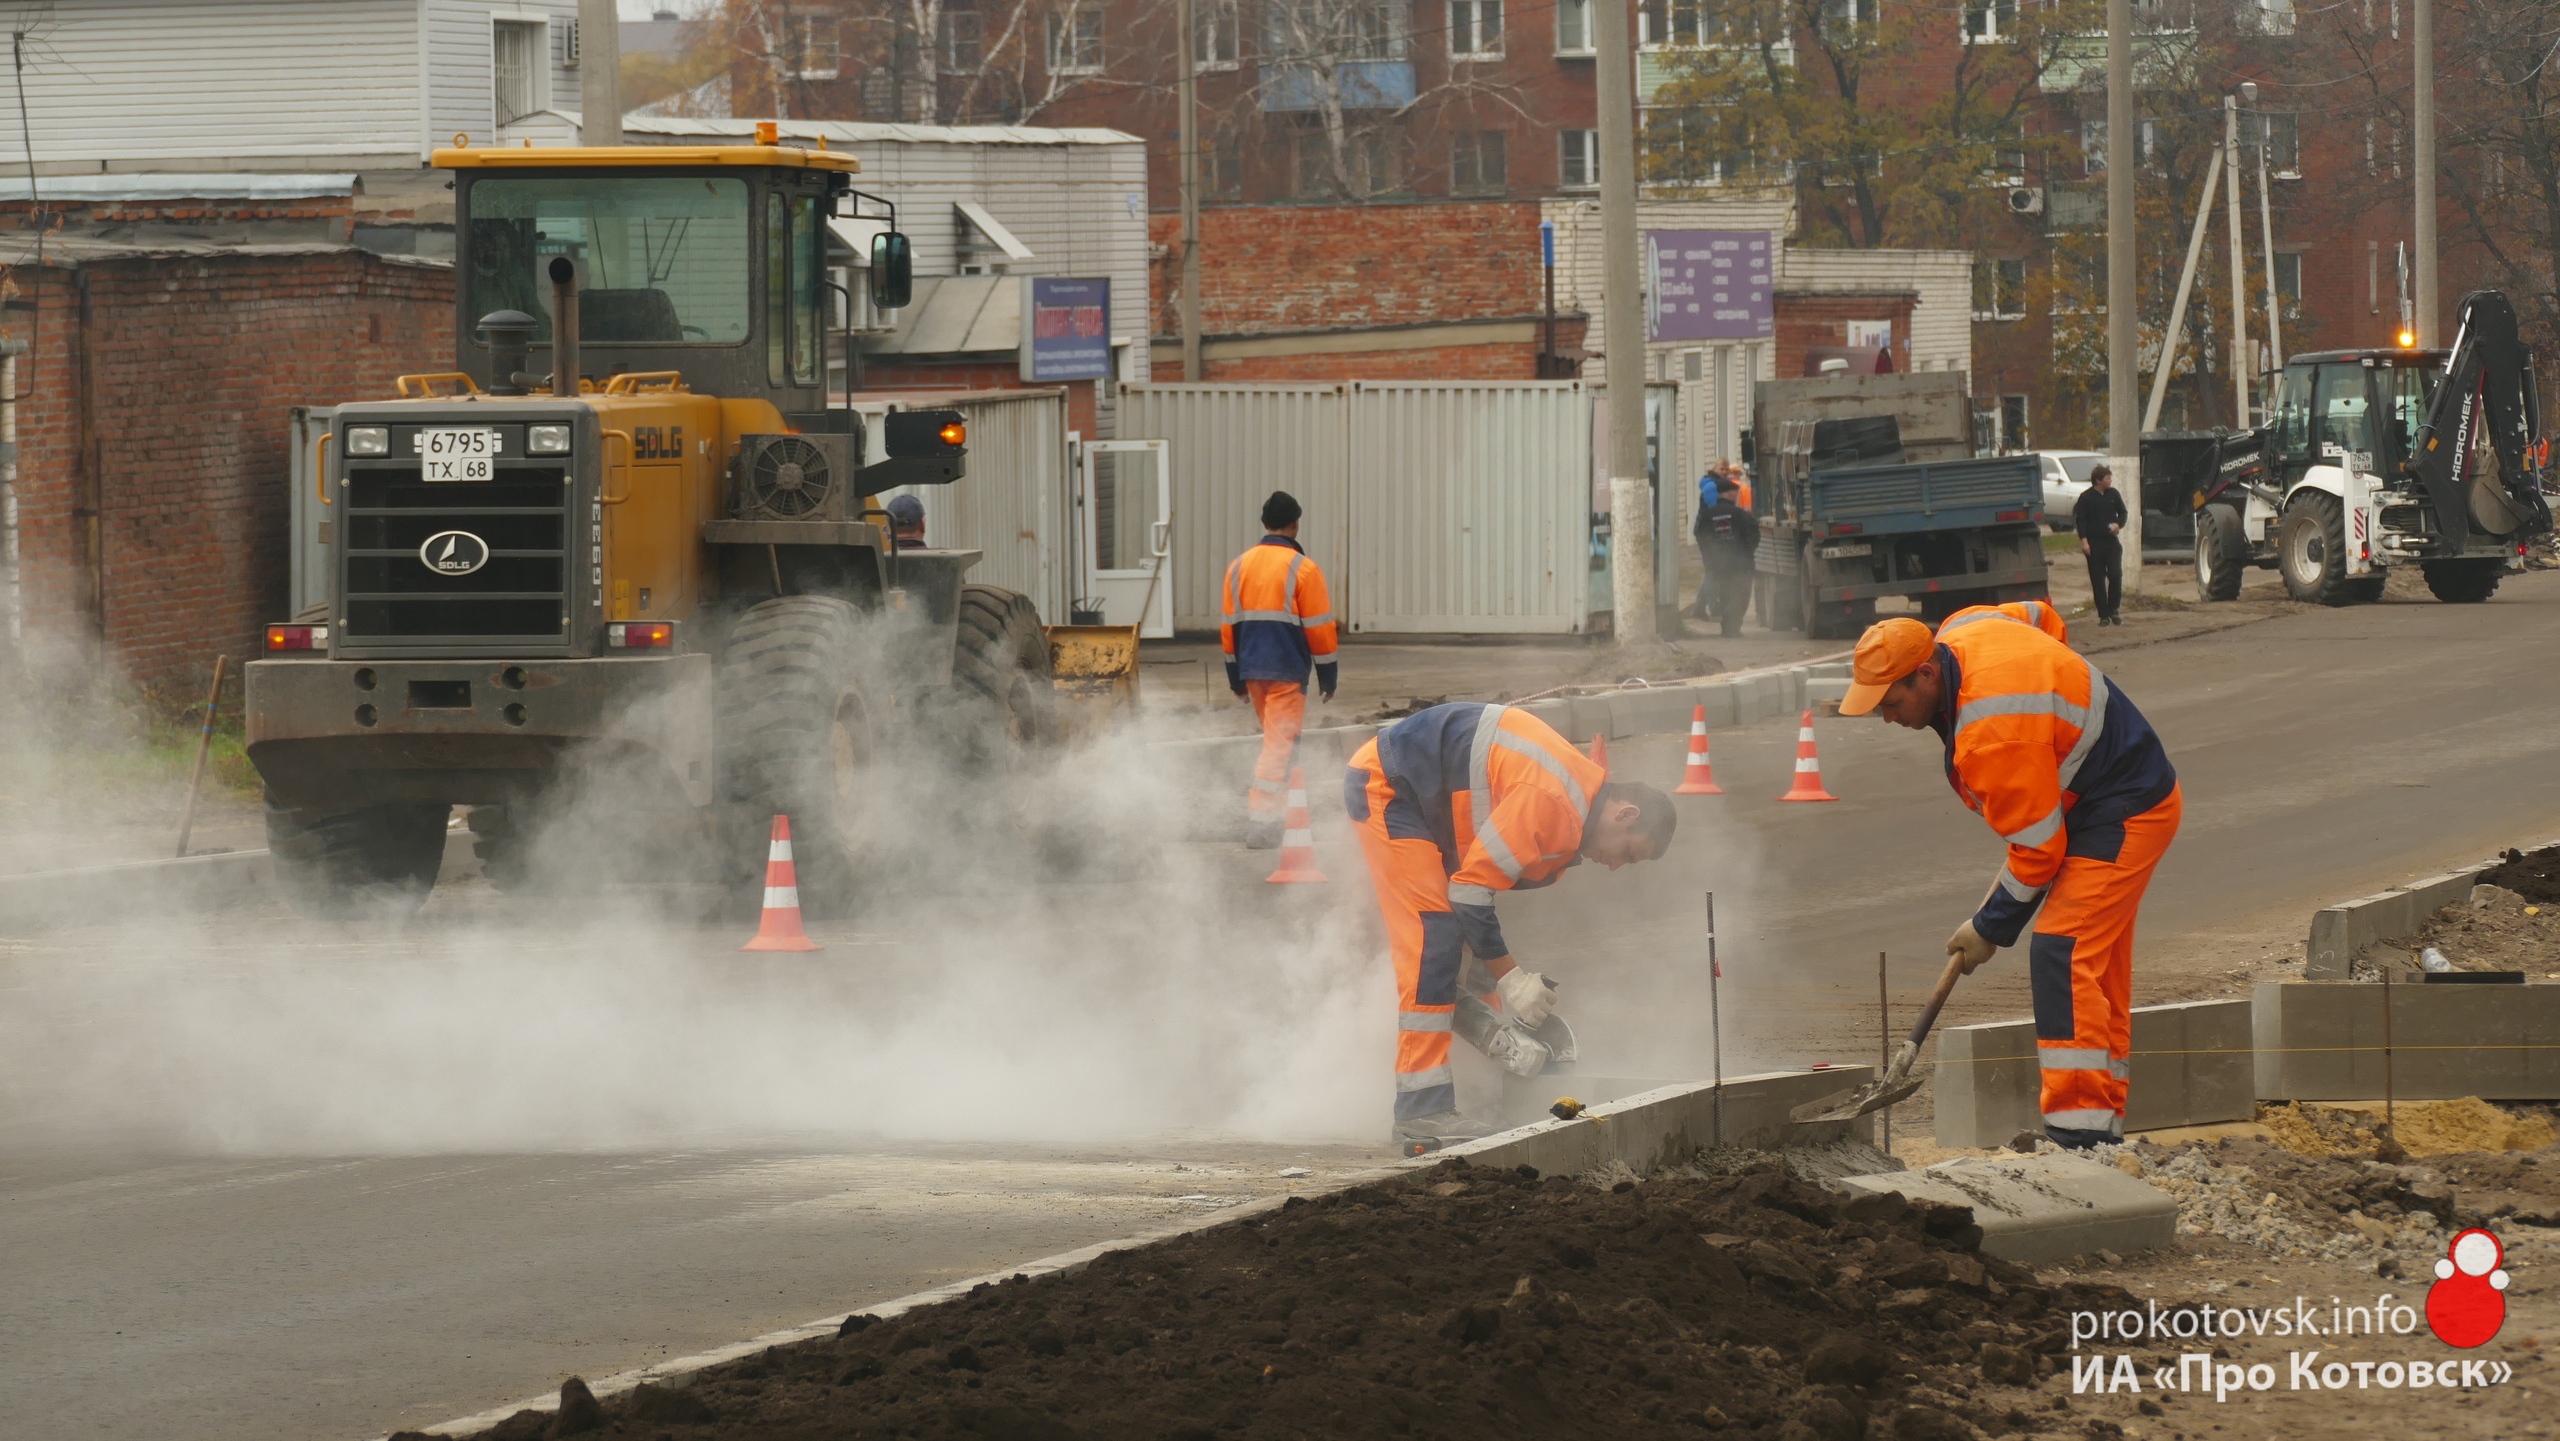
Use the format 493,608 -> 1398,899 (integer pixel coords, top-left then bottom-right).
1497,967 -> 1559,1028
1946,920 -> 1997,976
1316,661 -> 1339,703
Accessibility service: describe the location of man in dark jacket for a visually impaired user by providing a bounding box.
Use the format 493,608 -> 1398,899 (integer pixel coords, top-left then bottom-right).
1690,475 -> 1760,637
2072,465 -> 2129,627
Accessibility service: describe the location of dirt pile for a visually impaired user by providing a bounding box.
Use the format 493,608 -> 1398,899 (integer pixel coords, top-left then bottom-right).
2256,1098 -> 2555,1159
2477,843 -> 2560,904
449,1156 -> 2148,1441
2396,881 -> 2560,974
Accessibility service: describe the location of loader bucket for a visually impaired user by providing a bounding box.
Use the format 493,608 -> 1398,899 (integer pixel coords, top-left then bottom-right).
1044,624 -> 1141,742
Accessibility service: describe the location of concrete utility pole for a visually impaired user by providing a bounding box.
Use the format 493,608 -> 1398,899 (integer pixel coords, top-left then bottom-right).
2105,0 -> 2141,589
579,0 -> 622,146
2223,95 -> 2250,426
1596,0 -> 1656,644
2414,0 -> 2437,345
1178,0 -> 1203,380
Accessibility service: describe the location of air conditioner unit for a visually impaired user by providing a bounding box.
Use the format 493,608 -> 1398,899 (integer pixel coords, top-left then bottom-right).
731,434 -> 857,521
2007,186 -> 2045,216
562,18 -> 580,68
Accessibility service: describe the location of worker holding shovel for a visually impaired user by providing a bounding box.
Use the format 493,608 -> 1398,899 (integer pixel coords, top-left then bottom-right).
1838,603 -> 2180,1148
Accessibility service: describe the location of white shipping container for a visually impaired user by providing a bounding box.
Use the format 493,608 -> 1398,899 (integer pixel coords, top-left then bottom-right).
1118,385 -> 1351,634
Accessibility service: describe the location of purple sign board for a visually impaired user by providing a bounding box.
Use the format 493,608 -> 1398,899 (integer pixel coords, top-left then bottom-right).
1646,230 -> 1773,342
1020,276 -> 1112,381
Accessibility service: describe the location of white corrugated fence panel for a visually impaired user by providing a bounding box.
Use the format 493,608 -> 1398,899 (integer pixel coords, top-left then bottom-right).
1349,382 -> 1588,635
883,391 -> 1069,623
1119,385 -> 1349,633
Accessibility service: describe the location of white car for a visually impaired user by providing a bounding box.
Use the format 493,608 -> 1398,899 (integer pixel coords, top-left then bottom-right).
2035,451 -> 2109,532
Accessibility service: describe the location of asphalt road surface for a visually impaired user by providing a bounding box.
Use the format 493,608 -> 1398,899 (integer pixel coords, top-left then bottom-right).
8,569 -> 2559,1439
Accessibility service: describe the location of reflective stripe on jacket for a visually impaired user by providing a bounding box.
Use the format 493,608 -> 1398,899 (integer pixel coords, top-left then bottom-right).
1366,702 -> 1605,961
1221,537 -> 1339,683
1929,603 -> 2176,945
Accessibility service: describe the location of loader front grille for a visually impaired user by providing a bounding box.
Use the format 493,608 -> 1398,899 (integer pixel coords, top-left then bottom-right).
339,462 -> 573,652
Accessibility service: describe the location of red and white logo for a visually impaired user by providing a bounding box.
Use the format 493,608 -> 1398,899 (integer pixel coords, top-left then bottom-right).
2425,1228 -> 2510,1349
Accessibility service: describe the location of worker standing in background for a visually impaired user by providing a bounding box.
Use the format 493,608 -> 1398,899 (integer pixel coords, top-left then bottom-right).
1344,703 -> 1678,1146
1839,603 -> 2180,1149
1222,491 -> 1338,849
884,494 -> 927,549
2073,465 -> 2128,627
1689,475 -> 1759,636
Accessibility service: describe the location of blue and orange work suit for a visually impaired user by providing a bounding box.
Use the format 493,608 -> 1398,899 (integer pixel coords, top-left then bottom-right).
1222,536 -> 1339,823
1931,601 -> 2181,1146
1343,704 -> 1605,1121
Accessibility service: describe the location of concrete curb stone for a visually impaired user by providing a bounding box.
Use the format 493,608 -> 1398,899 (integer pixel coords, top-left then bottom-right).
1834,1152 -> 2179,1264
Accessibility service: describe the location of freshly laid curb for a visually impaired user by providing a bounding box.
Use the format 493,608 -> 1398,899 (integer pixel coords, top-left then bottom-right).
1835,1152 -> 2179,1264
2253,980 -> 2560,1101
390,1068 -> 1874,1439
2304,837 -> 2559,979
1933,999 -> 2253,1148
0,849 -> 271,933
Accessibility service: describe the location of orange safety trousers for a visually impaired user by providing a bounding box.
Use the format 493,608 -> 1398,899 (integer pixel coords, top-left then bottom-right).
1245,680 -> 1306,817
2030,783 -> 2182,1144
1345,740 -> 1491,1120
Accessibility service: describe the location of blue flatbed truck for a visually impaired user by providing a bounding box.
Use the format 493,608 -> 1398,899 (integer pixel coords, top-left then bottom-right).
1747,373 -> 2051,638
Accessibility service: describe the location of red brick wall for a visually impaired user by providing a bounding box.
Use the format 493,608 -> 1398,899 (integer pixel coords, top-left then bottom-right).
0,194 -> 356,235
8,251 -> 454,701
1148,201 -> 1548,340
1774,292 -> 1918,380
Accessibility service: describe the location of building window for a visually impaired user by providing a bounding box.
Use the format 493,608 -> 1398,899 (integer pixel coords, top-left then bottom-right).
1974,257 -> 2026,320
1452,130 -> 1507,193
1048,2 -> 1103,74
794,15 -> 841,79
2081,119 -> 2105,174
1999,394 -> 2030,451
2266,111 -> 2299,177
1963,0 -> 2017,40
493,19 -> 544,127
1640,0 -> 1717,46
1818,0 -> 1876,33
1208,131 -> 1243,194
1451,0 -> 1504,56
1297,131 -> 1394,198
1560,128 -> 1599,188
943,10 -> 984,71
2274,250 -> 2303,320
1557,0 -> 1593,51
1196,0 -> 1241,68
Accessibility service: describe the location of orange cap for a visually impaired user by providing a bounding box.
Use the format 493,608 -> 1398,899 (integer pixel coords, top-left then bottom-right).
1837,618 -> 1936,717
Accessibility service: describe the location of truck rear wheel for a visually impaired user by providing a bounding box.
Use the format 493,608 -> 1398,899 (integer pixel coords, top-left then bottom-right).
265,794 -> 448,918
951,585 -> 1059,754
2194,507 -> 2243,602
2277,493 -> 2360,606
2422,558 -> 2506,603
716,594 -> 870,912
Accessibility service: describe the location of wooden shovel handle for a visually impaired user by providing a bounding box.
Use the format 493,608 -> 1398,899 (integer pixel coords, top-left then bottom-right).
1903,952 -> 1968,1049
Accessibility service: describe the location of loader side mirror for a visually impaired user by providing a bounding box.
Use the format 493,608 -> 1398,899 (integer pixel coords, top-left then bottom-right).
869,231 -> 912,312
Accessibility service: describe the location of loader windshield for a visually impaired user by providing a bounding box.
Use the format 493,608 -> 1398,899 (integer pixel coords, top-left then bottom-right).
466,176 -> 752,345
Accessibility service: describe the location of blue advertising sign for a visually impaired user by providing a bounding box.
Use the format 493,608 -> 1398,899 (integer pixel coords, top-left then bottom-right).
1021,276 -> 1112,381
1645,230 -> 1773,342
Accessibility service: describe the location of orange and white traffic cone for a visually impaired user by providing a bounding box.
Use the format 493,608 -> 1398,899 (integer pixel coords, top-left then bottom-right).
1266,767 -> 1328,884
1674,704 -> 1723,795
1589,733 -> 1609,771
740,814 -> 823,951
1776,710 -> 1839,802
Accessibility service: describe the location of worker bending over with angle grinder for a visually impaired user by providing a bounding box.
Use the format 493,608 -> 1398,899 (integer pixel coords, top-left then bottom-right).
1344,703 -> 1678,1148
1838,602 -> 2179,1148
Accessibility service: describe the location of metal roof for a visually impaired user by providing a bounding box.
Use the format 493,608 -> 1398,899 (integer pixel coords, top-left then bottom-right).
619,115 -> 1143,148
0,174 -> 357,202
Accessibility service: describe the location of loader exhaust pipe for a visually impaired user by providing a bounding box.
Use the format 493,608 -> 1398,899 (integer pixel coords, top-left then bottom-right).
548,255 -> 580,397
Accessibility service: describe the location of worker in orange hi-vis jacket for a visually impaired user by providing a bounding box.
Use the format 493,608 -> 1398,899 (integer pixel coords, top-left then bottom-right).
1221,491 -> 1339,849
1839,601 -> 2181,1149
1344,702 -> 1678,1148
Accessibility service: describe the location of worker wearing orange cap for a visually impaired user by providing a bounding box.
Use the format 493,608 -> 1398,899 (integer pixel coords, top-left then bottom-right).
1839,602 -> 2179,1148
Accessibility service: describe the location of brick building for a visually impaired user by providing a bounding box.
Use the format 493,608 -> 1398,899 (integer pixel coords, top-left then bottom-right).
2,240 -> 455,700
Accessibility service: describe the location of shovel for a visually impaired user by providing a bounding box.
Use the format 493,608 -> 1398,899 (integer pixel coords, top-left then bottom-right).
1790,951 -> 1968,1125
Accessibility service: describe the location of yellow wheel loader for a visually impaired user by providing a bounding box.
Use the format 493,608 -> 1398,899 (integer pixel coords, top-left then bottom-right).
245,139 -> 1054,916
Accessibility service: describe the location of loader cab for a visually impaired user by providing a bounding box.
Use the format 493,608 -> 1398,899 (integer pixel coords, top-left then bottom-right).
439,142 -> 879,415
2263,349 -> 2445,487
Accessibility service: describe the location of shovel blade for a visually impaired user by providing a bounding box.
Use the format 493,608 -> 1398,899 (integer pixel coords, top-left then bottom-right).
1787,1042 -> 1922,1124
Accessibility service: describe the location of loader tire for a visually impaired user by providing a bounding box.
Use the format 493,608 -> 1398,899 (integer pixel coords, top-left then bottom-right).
715,594 -> 869,912
264,793 -> 448,918
951,584 -> 1059,753
2194,508 -> 2243,602
2422,557 -> 2506,603
2277,492 -> 2361,606
466,804 -> 538,893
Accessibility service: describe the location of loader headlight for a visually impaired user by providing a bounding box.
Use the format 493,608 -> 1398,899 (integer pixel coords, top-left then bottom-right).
528,424 -> 572,455
344,426 -> 390,456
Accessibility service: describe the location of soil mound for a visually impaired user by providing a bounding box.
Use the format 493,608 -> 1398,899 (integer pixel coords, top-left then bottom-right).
461,1156 -> 2145,1441
2477,843 -> 2560,905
